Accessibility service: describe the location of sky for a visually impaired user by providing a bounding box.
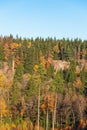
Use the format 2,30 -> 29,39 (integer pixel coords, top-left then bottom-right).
0,0 -> 87,40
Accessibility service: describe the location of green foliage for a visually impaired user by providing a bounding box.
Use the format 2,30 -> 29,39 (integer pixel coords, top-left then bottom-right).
47,64 -> 54,78
51,70 -> 65,94
0,36 -> 87,129
24,48 -> 34,74
0,44 -> 4,61
81,67 -> 87,86
80,67 -> 87,95
14,63 -> 24,82
25,76 -> 39,97
65,60 -> 76,83
10,82 -> 22,104
37,63 -> 47,82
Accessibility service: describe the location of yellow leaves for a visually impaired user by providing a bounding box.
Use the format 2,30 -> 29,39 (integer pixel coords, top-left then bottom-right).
33,64 -> 39,72
22,121 -> 28,130
39,51 -> 46,67
27,42 -> 32,48
0,97 -> 9,117
0,73 -> 7,88
10,42 -> 19,50
11,123 -> 16,128
0,123 -> 15,130
53,44 -> 59,53
0,121 -> 34,130
0,71 -> 13,90
39,54 -> 46,67
9,43 -> 19,56
0,124 -> 6,130
4,123 -> 10,130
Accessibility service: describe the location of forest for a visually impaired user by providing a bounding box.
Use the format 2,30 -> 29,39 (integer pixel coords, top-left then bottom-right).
0,35 -> 87,130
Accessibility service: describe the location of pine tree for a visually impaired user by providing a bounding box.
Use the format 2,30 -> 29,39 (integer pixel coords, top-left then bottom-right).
0,44 -> 4,61
14,63 -> 24,82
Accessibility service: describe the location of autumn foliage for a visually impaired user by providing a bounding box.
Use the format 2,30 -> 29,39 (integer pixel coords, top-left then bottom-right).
0,36 -> 87,130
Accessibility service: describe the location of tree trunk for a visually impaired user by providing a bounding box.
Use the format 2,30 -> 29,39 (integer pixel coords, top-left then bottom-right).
0,89 -> 2,123
78,45 -> 80,61
12,57 -> 15,76
46,107 -> 49,130
0,100 -> 2,123
52,112 -> 55,130
52,93 -> 57,130
72,109 -> 75,126
38,86 -> 40,130
0,113 -> 2,124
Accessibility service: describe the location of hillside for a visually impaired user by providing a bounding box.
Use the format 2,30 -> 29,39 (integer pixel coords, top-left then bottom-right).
0,36 -> 87,130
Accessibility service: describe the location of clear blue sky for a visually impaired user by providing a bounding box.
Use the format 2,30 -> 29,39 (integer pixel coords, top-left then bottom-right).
0,0 -> 87,39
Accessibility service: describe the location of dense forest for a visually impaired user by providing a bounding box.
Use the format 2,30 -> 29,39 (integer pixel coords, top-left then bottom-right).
0,35 -> 87,130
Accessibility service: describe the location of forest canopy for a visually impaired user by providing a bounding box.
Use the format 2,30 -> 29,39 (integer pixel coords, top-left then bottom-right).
0,35 -> 87,130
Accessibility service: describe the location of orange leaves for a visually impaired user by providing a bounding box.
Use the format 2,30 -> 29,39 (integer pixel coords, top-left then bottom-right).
10,42 -> 19,50
78,119 -> 87,130
4,43 -> 10,61
15,56 -> 20,67
41,93 -> 55,114
34,125 -> 44,130
74,77 -> 82,88
4,42 -> 20,61
9,43 -> 19,57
